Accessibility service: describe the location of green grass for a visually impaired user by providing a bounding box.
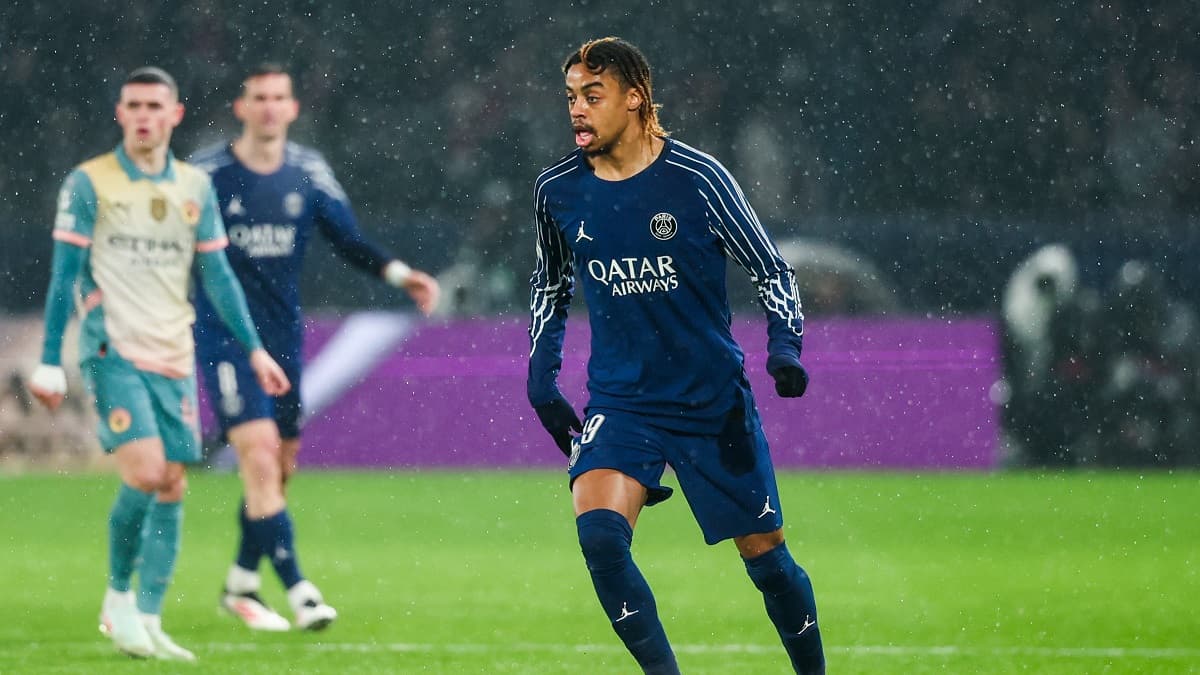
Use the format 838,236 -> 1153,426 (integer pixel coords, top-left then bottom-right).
1,470 -> 1197,673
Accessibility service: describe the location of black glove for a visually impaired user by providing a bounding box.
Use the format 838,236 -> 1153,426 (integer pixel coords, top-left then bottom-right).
534,397 -> 583,457
769,363 -> 809,398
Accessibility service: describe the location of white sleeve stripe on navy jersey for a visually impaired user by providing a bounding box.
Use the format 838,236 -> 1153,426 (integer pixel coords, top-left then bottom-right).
705,219 -> 746,269
531,163 -> 578,289
188,143 -> 236,175
668,145 -> 801,335
667,147 -> 784,263
695,181 -> 801,334
299,157 -> 349,203
531,166 -> 571,282
286,143 -> 349,203
533,163 -> 579,213
529,166 -> 577,356
534,154 -> 580,187
668,144 -> 785,260
693,187 -> 760,280
668,143 -> 769,229
532,193 -> 569,287
667,156 -> 775,278
665,152 -> 772,266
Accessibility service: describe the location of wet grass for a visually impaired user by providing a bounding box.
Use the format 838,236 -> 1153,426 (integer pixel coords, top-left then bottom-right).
1,470 -> 1197,673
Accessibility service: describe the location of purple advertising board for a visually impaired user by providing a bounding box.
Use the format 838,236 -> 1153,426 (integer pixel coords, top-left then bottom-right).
201,315 -> 1000,470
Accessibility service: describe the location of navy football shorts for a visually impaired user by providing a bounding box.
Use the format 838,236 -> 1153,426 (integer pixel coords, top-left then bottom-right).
196,336 -> 302,440
567,405 -> 785,545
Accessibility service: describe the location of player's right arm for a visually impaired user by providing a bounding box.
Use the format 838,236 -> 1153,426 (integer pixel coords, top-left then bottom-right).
30,170 -> 96,411
527,186 -> 581,455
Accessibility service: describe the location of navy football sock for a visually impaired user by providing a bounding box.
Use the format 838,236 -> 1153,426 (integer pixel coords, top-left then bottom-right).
235,499 -> 260,572
246,509 -> 304,589
577,509 -> 679,675
744,543 -> 825,674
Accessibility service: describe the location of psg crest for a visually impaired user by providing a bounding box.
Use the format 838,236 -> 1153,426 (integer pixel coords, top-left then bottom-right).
650,212 -> 678,241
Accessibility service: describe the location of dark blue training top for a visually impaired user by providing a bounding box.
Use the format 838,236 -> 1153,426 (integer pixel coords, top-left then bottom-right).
528,138 -> 805,433
189,141 -> 391,366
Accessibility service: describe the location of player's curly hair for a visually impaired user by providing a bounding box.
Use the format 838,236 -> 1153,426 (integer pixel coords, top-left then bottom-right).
563,37 -> 669,139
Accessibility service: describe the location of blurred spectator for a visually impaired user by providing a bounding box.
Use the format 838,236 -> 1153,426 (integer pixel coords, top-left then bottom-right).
1001,247 -> 1200,467
1094,261 -> 1200,465
1001,244 -> 1100,465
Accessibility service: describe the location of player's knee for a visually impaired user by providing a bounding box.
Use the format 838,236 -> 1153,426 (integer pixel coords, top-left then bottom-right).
744,542 -> 805,595
157,473 -> 187,501
279,440 -> 300,483
241,444 -> 283,487
736,529 -> 786,559
576,509 -> 633,574
125,463 -> 168,493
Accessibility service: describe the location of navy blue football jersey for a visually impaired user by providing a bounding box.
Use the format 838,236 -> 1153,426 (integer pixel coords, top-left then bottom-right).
189,142 -> 391,365
528,138 -> 804,432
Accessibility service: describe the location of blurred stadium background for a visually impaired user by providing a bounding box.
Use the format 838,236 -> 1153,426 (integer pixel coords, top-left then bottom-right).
2,0 -> 1197,467
1,3 -> 1198,673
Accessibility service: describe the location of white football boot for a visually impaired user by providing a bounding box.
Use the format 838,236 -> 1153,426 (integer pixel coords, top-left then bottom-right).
98,589 -> 154,658
288,580 -> 338,631
220,566 -> 291,631
140,614 -> 196,662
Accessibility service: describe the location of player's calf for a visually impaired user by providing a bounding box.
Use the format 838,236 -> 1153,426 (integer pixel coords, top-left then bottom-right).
577,509 -> 679,674
743,542 -> 825,674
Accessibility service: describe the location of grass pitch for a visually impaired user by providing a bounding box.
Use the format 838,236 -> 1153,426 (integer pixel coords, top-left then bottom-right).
1,470 -> 1197,674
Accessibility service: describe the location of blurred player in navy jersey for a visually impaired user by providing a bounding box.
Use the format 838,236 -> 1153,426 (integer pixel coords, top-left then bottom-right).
190,63 -> 439,632
528,38 -> 824,674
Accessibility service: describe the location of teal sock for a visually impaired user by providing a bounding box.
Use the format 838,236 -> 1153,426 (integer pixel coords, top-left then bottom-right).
136,500 -> 182,615
108,484 -> 154,592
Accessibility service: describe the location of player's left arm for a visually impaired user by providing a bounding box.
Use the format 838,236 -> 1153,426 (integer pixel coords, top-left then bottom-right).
193,185 -> 290,395
702,163 -> 808,397
311,158 -> 439,314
